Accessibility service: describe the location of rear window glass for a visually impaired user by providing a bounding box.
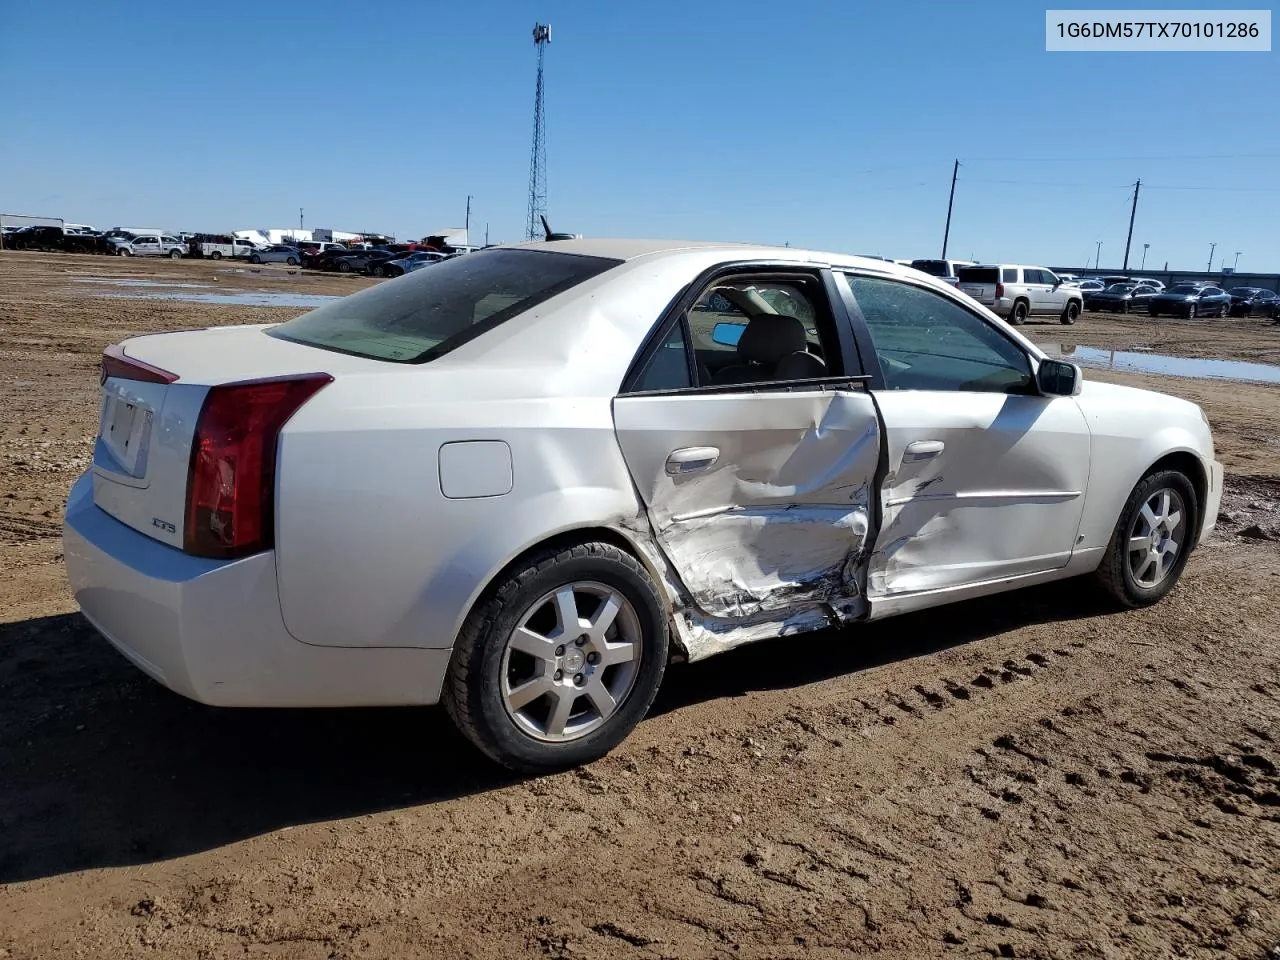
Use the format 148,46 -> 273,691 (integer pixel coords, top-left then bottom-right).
269,249 -> 621,363
957,267 -> 998,283
910,260 -> 949,277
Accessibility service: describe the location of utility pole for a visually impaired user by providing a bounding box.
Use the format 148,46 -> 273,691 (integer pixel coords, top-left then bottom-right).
1141,243 -> 1149,269
1233,251 -> 1242,271
465,195 -> 472,245
941,158 -> 959,258
1122,179 -> 1140,270
1207,241 -> 1216,272
299,207 -> 304,233
1095,240 -> 1102,270
485,222 -> 490,246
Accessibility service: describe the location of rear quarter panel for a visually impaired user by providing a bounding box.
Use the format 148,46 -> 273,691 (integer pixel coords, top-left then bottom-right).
273,373 -> 645,651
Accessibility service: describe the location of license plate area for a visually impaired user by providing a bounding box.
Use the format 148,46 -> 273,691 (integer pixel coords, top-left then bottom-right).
97,389 -> 154,479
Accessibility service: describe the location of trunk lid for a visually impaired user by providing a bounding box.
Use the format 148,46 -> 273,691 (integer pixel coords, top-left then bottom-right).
91,324 -> 383,549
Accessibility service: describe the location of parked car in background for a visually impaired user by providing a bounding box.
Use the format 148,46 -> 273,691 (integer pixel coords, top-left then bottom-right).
327,248 -> 401,274
908,259 -> 976,286
1147,283 -> 1232,319
956,264 -> 1083,324
380,251 -> 448,277
304,245 -> 358,271
192,235 -> 259,260
248,244 -> 302,266
1085,282 -> 1161,314
1075,278 -> 1107,294
112,234 -> 186,258
1226,287 -> 1279,317
64,240 -> 1223,771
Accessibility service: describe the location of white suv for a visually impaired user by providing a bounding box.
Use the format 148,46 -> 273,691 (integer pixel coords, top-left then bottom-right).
957,264 -> 1082,325
112,234 -> 187,259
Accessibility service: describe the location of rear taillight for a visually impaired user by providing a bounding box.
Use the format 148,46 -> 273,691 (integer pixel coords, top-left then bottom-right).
101,344 -> 179,384
184,374 -> 332,559
995,282 -> 1005,299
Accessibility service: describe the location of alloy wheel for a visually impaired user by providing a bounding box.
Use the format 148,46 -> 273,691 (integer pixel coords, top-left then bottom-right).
500,581 -> 642,743
1127,487 -> 1187,588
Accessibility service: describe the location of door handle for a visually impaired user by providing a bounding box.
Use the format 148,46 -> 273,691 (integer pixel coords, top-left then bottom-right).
666,446 -> 720,476
903,440 -> 945,462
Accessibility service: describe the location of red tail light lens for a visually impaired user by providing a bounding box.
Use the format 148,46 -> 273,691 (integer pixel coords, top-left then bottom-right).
185,374 -> 332,559
995,282 -> 1005,299
101,344 -> 179,384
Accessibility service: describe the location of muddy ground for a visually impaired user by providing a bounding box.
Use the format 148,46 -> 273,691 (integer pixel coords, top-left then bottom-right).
1,252 -> 1277,959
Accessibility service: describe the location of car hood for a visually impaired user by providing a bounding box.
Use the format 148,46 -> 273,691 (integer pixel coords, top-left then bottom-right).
1076,377 -> 1203,420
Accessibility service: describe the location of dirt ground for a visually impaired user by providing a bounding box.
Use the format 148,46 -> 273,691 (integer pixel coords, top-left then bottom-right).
1,252 -> 1277,959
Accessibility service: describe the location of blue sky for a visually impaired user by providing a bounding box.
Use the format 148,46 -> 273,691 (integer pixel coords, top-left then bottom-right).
1,0 -> 1277,270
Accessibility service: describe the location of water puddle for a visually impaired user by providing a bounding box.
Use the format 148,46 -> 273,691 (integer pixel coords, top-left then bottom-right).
1041,344 -> 1280,385
74,278 -> 213,288
100,290 -> 340,308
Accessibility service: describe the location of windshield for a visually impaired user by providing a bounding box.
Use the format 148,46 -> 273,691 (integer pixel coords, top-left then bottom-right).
269,248 -> 621,363
1106,283 -> 1136,292
910,260 -> 950,277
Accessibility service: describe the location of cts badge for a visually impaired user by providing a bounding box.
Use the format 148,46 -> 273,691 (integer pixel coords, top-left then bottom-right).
151,517 -> 177,534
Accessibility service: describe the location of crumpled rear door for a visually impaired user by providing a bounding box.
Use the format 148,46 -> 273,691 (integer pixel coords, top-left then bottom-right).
612,387 -> 882,620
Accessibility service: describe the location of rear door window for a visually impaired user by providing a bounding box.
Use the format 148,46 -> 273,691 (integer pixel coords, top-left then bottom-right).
270,249 -> 621,363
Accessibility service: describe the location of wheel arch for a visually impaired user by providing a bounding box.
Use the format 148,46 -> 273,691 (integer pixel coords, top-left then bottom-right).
1143,449 -> 1208,543
452,520 -> 687,660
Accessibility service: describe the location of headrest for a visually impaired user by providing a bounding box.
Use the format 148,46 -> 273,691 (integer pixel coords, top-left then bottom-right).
737,314 -> 807,365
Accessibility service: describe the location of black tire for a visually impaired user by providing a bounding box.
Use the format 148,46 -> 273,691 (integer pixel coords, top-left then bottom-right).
1149,308 -> 1160,318
169,249 -> 181,259
1187,304 -> 1197,320
1094,468 -> 1199,608
371,265 -> 385,277
1010,300 -> 1029,325
249,254 -> 261,264
443,541 -> 669,773
1061,300 -> 1081,325
338,261 -> 352,273
210,251 -> 222,261
287,256 -> 298,266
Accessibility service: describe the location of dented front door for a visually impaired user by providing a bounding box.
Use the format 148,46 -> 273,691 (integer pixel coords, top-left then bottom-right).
612,388 -> 882,620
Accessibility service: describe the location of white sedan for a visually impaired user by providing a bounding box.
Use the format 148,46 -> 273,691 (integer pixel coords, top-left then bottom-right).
64,240 -> 1223,771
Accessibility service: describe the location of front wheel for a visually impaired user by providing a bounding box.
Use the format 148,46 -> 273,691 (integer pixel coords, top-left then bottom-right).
249,255 -> 261,264
287,256 -> 298,266
443,542 -> 669,772
337,261 -> 352,273
1009,300 -> 1029,325
1094,469 -> 1198,608
1187,304 -> 1197,320
1061,300 -> 1080,325
370,265 -> 385,277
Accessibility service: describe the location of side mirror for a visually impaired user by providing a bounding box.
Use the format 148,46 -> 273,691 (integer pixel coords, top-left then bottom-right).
712,322 -> 745,348
1037,359 -> 1082,397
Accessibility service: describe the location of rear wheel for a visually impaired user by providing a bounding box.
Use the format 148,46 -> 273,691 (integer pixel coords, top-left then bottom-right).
338,261 -> 352,273
210,251 -> 222,261
1094,469 -> 1198,608
1061,300 -> 1080,325
287,256 -> 298,266
169,249 -> 181,259
1010,300 -> 1029,325
1187,304 -> 1197,320
371,264 -> 385,277
443,542 -> 669,772
249,254 -> 261,264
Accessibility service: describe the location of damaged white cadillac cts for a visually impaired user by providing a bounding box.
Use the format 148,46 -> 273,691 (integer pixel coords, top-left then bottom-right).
64,240 -> 1223,771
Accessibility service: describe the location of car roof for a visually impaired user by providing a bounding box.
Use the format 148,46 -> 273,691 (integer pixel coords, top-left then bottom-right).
494,237 -> 927,275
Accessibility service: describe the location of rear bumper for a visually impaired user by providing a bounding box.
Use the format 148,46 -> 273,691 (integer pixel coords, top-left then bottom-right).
62,472 -> 450,708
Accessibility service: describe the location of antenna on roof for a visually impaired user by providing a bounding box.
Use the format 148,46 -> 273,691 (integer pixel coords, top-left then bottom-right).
540,214 -> 575,242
